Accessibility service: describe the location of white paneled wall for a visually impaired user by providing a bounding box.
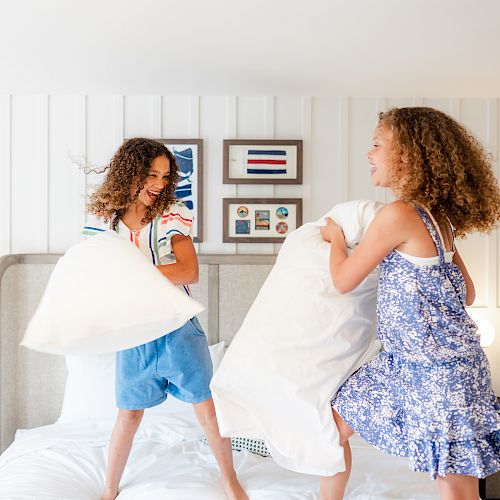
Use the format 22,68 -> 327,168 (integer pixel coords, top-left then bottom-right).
1,95 -> 500,389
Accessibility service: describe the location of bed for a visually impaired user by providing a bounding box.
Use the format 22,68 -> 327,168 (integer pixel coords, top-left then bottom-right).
0,254 -> 440,499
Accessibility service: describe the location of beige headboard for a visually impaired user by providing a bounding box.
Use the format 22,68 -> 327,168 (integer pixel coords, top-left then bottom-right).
0,253 -> 276,452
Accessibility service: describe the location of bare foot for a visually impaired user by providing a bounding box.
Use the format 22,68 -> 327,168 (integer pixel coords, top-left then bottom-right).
222,474 -> 249,500
100,486 -> 119,500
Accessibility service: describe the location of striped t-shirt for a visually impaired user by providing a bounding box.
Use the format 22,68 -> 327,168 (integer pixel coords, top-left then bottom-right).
82,202 -> 193,293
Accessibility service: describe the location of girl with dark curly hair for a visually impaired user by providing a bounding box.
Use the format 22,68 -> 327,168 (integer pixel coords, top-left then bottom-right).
320,108 -> 500,500
84,138 -> 247,500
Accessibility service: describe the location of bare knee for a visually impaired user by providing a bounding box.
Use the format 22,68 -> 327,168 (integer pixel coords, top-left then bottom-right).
437,474 -> 479,500
117,409 -> 144,428
193,399 -> 218,429
332,408 -> 354,446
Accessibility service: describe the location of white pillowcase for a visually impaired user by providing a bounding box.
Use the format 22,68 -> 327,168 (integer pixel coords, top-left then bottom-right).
211,199 -> 384,476
21,231 -> 204,355
57,340 -> 225,423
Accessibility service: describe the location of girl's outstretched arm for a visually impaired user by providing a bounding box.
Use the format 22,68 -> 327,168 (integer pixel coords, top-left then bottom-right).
157,235 -> 199,285
321,201 -> 411,294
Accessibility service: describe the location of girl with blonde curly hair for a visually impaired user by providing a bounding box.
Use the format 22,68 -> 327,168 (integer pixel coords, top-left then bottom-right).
85,138 -> 247,500
320,107 -> 500,500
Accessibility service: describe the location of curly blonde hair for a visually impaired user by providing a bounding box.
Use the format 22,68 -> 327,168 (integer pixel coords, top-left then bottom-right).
379,107 -> 500,236
87,138 -> 180,229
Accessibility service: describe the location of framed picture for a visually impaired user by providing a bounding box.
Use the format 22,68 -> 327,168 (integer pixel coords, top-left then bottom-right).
223,198 -> 303,243
223,139 -> 303,184
155,139 -> 203,242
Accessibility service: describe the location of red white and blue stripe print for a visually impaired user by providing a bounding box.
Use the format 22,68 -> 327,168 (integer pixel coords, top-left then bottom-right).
246,149 -> 287,175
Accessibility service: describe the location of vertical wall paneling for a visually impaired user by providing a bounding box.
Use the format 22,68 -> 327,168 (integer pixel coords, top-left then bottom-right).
459,100 -> 489,307
264,96 -> 275,139
301,96 -> 312,223
40,95 -> 49,253
151,96 -> 162,138
113,96 -> 124,149
189,96 -> 200,252
76,96 -> 87,232
310,97 -> 340,218
237,97 -> 273,254
49,96 -> 81,252
0,96 -> 11,256
189,96 -> 200,138
349,98 -> 377,201
198,97 -> 234,254
337,97 -> 349,204
374,97 -> 389,203
222,96 -> 237,254
124,96 -> 156,138
422,98 -> 453,114
86,96 -> 117,235
274,96 -> 305,251
11,96 -> 44,253
486,99 -> 498,308
162,96 -> 191,138
225,96 -> 237,140
263,96 -> 280,253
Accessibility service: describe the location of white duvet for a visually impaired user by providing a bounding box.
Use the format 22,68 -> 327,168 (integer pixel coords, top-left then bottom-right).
211,200 -> 384,476
0,410 -> 439,499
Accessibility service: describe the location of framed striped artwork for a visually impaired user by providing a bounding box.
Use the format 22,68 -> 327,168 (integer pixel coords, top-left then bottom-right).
223,139 -> 302,184
154,139 -> 203,242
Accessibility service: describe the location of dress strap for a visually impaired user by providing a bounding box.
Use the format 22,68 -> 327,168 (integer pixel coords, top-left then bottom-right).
414,206 -> 445,264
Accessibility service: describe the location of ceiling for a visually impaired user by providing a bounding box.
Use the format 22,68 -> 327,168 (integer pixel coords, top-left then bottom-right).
1,0 -> 499,96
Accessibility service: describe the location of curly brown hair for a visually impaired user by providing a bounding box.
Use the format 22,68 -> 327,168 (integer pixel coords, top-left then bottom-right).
87,138 -> 180,229
379,107 -> 500,236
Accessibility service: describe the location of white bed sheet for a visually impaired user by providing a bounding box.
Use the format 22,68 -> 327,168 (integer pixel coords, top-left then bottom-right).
0,410 -> 439,500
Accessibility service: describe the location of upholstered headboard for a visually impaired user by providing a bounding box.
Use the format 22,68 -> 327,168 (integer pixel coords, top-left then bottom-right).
0,254 -> 276,452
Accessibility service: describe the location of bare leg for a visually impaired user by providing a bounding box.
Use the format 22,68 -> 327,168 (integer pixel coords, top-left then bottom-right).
437,474 -> 479,500
193,398 -> 248,500
101,409 -> 144,500
319,409 -> 355,500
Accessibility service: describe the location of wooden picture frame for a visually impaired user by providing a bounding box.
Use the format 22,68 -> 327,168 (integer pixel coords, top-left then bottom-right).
223,139 -> 303,184
154,139 -> 203,242
223,198 -> 303,243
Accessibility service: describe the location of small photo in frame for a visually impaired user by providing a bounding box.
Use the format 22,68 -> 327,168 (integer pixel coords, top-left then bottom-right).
223,139 -> 303,184
223,198 -> 303,243
154,139 -> 203,242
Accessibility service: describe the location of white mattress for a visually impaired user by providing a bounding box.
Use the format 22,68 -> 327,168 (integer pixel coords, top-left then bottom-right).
0,409 -> 439,500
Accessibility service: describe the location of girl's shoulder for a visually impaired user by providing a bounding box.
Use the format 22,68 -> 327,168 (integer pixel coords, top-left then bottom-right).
376,200 -> 416,223
158,201 -> 193,236
162,200 -> 192,217
81,215 -> 110,237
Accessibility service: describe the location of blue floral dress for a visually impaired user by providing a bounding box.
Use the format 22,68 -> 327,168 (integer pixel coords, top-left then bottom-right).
333,207 -> 500,478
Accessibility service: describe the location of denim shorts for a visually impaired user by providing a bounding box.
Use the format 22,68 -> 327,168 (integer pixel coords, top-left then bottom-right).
115,317 -> 213,410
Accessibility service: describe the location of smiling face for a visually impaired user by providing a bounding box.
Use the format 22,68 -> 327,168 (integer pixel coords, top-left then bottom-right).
132,155 -> 171,208
367,124 -> 396,188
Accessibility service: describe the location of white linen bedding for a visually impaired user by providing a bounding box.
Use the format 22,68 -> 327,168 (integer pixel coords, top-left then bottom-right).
0,411 -> 439,500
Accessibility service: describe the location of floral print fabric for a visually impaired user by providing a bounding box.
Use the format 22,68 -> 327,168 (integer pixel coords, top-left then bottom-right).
333,208 -> 500,478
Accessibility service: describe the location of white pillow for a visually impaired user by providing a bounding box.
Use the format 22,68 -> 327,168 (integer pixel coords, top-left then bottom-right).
211,200 -> 384,476
21,231 -> 204,355
58,340 -> 225,423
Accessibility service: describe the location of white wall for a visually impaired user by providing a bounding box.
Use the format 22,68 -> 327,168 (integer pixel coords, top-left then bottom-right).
1,95 -> 499,389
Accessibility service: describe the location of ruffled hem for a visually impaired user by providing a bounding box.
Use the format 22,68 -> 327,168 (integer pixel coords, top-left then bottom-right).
336,402 -> 500,479
408,431 -> 500,479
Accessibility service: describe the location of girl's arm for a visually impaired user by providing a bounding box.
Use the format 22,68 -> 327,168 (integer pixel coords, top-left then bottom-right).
452,250 -> 476,306
157,235 -> 199,285
321,201 -> 410,293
